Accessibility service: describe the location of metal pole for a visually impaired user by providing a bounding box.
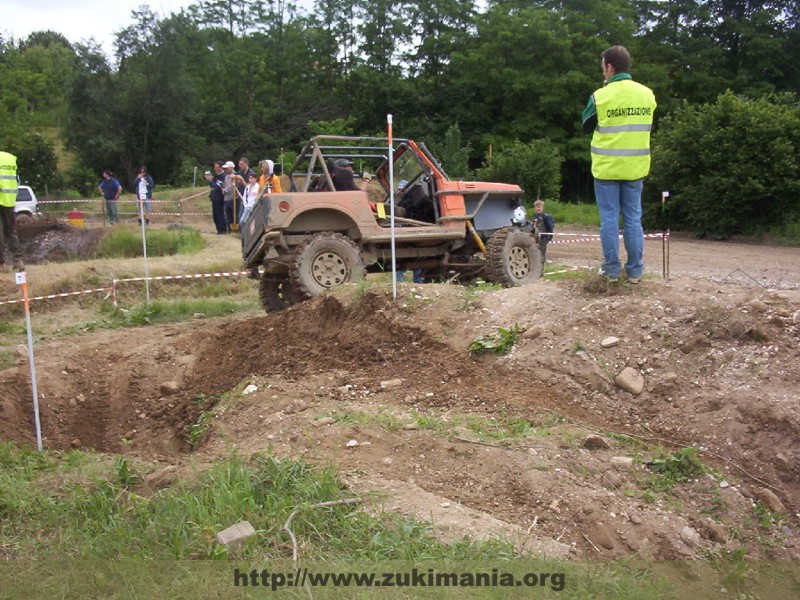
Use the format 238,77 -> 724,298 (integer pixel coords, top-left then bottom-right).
661,191 -> 669,279
17,272 -> 42,451
388,114 -> 396,300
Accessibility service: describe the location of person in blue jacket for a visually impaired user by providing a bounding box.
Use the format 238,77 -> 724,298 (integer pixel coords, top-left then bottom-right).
532,200 -> 555,265
98,171 -> 121,224
133,166 -> 155,225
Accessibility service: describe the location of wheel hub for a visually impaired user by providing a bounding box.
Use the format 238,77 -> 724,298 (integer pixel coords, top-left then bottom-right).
311,252 -> 347,288
508,246 -> 530,279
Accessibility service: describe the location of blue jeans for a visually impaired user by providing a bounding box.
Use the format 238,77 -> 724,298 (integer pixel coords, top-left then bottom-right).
594,178 -> 644,279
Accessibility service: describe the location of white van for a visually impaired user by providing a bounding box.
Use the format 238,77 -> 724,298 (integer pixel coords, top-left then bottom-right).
14,185 -> 40,221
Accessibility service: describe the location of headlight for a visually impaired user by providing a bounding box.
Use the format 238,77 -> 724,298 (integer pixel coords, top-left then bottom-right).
512,205 -> 527,225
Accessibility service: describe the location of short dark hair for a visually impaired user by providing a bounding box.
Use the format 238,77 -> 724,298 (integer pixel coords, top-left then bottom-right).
213,161 -> 222,168
602,45 -> 632,73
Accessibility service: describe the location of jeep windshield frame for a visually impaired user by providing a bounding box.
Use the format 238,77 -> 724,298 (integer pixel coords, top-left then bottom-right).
285,135 -> 452,194
287,135 -> 411,193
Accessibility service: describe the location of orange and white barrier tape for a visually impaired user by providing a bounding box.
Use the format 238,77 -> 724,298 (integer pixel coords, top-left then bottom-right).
1,269 -> 254,308
116,212 -> 212,216
0,286 -> 113,306
114,270 -> 251,284
550,232 -> 668,245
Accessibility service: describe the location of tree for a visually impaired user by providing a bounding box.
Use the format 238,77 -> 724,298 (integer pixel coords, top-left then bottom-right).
646,92 -> 800,238
430,124 -> 472,178
477,139 -> 563,203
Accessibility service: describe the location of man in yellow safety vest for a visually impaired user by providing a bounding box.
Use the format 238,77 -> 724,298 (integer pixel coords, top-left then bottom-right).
582,45 -> 656,284
0,150 -> 24,272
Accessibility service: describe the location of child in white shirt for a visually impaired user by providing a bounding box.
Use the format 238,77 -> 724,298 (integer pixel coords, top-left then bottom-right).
240,172 -> 261,224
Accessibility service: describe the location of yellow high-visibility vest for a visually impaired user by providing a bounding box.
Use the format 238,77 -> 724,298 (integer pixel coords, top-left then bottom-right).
591,80 -> 657,180
0,151 -> 18,208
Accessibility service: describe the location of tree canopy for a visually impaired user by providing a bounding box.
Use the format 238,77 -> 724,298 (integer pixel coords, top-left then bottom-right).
1,0 -> 798,234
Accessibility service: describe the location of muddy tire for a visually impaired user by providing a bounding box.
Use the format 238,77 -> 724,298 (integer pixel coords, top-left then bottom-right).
259,276 -> 303,312
485,227 -> 542,286
15,213 -> 33,225
290,232 -> 365,299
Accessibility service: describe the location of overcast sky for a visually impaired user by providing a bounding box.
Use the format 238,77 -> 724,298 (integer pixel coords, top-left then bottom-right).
4,0 -> 197,56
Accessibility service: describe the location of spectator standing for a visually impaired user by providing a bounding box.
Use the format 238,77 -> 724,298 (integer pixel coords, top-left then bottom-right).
581,45 -> 656,284
221,161 -> 237,231
235,157 -> 256,224
0,150 -> 23,272
133,166 -> 155,225
205,161 -> 228,234
532,200 -> 555,265
258,159 -> 282,194
240,172 -> 260,224
98,171 -> 122,225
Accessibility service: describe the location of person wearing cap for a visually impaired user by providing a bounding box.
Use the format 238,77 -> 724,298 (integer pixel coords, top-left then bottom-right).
221,160 -> 237,232
133,166 -> 155,225
204,161 -> 228,234
329,158 -> 360,192
258,159 -> 282,195
333,158 -> 373,191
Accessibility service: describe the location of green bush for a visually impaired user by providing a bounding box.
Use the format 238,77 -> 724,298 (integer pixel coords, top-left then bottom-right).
96,227 -> 205,258
431,124 -> 472,178
477,139 -> 563,204
646,92 -> 800,238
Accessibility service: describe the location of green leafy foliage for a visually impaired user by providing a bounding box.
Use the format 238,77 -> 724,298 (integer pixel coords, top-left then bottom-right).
469,324 -> 522,355
647,92 -> 800,238
647,447 -> 705,488
431,124 -> 472,178
477,139 -> 563,204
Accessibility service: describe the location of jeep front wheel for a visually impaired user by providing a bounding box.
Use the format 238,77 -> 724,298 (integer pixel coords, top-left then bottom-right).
259,276 -> 303,312
486,227 -> 542,286
290,233 -> 365,298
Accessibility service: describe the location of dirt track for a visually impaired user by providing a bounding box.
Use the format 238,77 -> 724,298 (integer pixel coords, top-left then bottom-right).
549,227 -> 800,288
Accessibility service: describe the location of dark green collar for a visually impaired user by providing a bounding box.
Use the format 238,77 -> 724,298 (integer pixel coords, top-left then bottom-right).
605,73 -> 632,86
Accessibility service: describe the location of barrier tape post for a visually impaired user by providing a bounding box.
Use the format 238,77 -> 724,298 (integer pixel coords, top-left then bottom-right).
16,271 -> 42,451
661,191 -> 670,279
137,196 -> 151,307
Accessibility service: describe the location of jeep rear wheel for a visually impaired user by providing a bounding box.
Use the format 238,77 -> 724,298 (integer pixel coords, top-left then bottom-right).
486,227 -> 542,286
290,233 -> 365,299
259,276 -> 303,312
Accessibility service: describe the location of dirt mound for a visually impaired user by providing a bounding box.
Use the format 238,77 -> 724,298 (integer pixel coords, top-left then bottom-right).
17,218 -> 105,263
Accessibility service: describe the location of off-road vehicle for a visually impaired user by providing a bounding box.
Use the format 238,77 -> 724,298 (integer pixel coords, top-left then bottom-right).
15,185 -> 41,223
241,135 -> 541,312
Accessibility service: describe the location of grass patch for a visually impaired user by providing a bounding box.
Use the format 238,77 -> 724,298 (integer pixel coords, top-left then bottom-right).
0,442 -> 513,561
56,297 -> 256,333
1,442 -> 790,597
96,226 -> 205,258
767,220 -> 800,246
0,350 -> 16,370
530,200 -> 600,228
